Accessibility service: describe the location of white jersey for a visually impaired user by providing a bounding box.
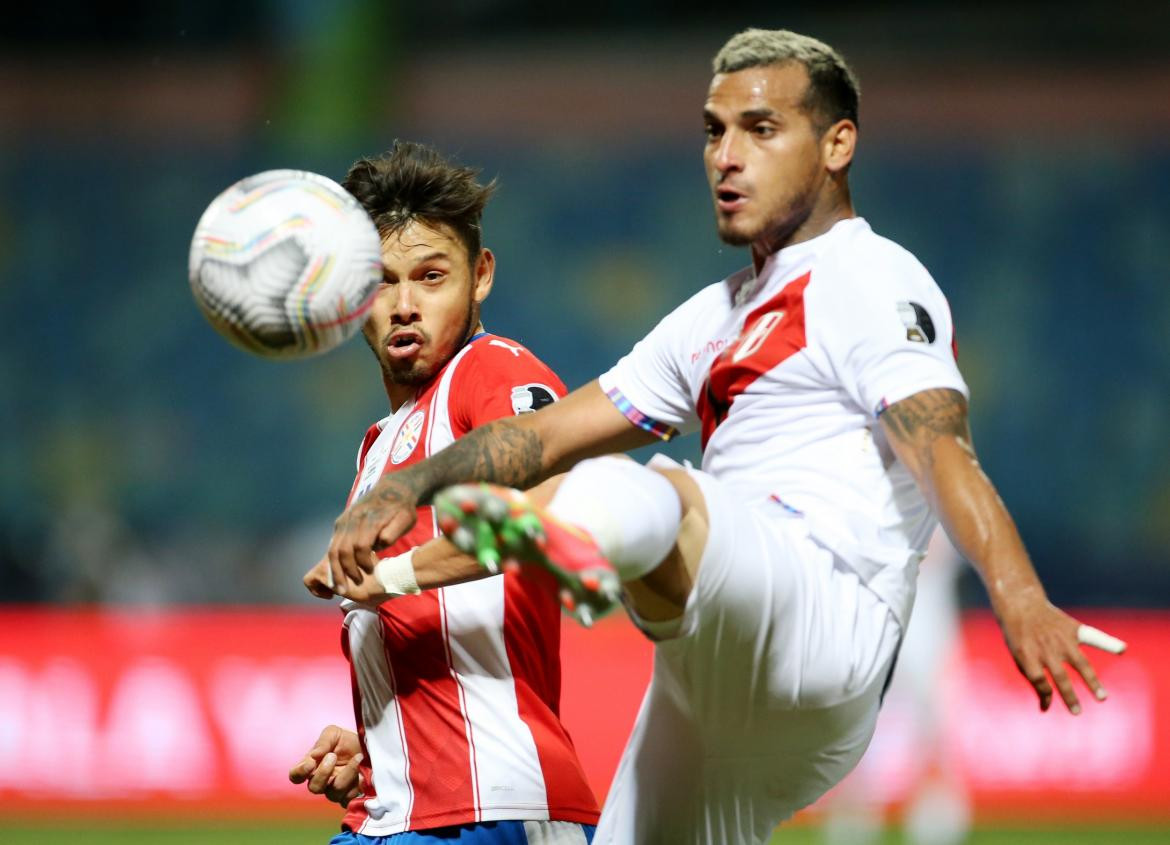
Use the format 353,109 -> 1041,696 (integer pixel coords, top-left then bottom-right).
599,217 -> 967,625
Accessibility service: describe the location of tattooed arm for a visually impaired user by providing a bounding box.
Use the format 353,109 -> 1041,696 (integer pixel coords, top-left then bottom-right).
881,388 -> 1120,714
326,380 -> 657,586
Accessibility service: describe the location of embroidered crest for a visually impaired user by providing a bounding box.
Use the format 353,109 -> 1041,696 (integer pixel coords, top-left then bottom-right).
390,410 -> 426,464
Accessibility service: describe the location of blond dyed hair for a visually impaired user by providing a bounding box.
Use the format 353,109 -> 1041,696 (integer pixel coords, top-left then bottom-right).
713,28 -> 860,133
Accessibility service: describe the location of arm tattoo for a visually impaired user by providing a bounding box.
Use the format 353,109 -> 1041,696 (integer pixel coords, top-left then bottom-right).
374,419 -> 544,507
881,388 -> 971,465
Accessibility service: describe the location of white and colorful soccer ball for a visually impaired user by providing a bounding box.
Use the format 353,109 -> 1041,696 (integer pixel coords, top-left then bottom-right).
188,169 -> 384,359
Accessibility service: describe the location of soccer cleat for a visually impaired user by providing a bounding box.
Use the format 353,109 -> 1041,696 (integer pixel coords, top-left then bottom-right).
433,483 -> 623,627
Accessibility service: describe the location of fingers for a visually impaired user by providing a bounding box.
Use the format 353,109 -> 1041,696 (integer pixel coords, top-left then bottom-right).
329,505 -> 418,594
1019,628 -> 1121,715
377,512 -> 416,549
307,751 -> 338,794
289,725 -> 341,782
1047,663 -> 1082,715
324,752 -> 364,806
328,515 -> 379,592
336,566 -> 379,604
303,559 -> 336,600
329,524 -> 364,589
1077,624 -> 1127,655
1068,648 -> 1108,703
1018,654 -> 1054,713
288,754 -> 317,784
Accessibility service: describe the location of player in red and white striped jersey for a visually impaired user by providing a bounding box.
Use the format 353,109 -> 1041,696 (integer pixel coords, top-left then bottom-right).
289,142 -> 598,844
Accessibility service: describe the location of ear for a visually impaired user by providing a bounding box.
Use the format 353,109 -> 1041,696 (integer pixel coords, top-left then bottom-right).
823,119 -> 857,174
472,247 -> 495,304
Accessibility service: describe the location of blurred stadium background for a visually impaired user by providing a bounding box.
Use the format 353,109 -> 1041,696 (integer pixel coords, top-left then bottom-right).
2,2 -> 1169,842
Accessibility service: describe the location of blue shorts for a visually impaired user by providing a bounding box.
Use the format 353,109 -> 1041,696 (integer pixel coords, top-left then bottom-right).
330,821 -> 595,845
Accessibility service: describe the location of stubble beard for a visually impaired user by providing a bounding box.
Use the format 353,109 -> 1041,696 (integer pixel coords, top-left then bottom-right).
369,297 -> 479,387
715,183 -> 818,253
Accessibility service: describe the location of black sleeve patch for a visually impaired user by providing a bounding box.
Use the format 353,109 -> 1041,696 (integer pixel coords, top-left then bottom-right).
510,383 -> 558,415
897,301 -> 936,344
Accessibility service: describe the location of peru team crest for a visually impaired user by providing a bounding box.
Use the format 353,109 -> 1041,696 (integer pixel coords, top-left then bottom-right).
390,409 -> 426,464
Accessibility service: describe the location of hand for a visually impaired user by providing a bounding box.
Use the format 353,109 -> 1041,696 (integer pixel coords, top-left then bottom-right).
288,725 -> 365,807
303,558 -> 396,605
328,477 -> 420,592
995,589 -> 1126,714
303,559 -> 337,601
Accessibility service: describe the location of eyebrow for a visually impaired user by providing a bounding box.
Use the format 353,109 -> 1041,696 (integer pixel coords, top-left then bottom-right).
412,251 -> 450,264
703,107 -> 778,123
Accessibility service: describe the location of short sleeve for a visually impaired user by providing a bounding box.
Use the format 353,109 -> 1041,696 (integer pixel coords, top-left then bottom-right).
598,292 -> 708,440
820,252 -> 968,417
450,336 -> 567,433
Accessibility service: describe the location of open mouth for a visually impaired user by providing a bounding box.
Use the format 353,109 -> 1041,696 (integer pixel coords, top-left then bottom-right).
716,186 -> 747,212
386,330 -> 424,360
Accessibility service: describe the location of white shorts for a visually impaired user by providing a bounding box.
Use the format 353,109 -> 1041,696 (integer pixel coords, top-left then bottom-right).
594,465 -> 904,845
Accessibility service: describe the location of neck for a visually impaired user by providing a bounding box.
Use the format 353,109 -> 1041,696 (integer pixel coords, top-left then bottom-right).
386,377 -> 413,412
750,179 -> 854,273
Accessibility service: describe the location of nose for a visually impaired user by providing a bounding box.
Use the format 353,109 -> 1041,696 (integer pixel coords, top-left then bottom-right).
390,281 -> 421,325
712,129 -> 743,175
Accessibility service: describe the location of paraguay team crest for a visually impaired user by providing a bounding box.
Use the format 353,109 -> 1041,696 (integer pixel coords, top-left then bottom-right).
390,409 -> 426,464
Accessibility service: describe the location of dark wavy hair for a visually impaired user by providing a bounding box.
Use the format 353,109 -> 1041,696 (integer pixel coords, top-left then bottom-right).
343,141 -> 496,260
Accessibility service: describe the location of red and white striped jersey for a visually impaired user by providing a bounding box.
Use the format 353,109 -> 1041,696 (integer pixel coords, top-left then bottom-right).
338,333 -> 600,835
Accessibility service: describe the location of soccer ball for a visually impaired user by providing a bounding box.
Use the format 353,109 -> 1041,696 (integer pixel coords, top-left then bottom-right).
188,169 -> 384,359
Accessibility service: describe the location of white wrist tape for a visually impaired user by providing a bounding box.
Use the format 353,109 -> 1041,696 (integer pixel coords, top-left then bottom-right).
374,549 -> 421,597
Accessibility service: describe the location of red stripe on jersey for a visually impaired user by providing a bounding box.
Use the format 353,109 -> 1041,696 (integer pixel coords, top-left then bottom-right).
378,590 -> 476,827
502,569 -> 601,824
697,271 -> 811,448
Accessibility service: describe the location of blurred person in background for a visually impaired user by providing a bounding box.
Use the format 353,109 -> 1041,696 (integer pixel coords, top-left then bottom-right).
820,527 -> 971,845
321,28 -> 1126,844
288,141 -> 599,844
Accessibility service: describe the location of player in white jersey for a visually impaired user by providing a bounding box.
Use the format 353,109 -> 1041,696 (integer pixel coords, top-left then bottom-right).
287,142 -> 599,844
320,32 -> 1127,843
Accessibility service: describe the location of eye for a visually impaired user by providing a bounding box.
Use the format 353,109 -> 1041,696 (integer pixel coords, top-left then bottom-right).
752,123 -> 777,138
704,124 -> 722,141
422,270 -> 446,283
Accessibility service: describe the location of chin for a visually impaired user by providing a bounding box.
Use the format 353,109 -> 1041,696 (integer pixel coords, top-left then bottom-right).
384,359 -> 436,387
716,220 -> 756,247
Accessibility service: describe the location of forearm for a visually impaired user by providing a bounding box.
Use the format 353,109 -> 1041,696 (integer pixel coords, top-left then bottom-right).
411,535 -> 493,589
365,380 -> 653,509
880,388 -> 1045,613
376,415 -> 547,507
883,387 -> 1123,714
925,437 -> 1045,610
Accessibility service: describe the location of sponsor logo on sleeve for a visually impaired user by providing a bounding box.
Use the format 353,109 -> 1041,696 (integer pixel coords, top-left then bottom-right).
897,301 -> 936,344
488,339 -> 524,357
510,384 -> 558,415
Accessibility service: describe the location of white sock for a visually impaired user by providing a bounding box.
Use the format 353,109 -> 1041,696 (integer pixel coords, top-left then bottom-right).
547,456 -> 681,582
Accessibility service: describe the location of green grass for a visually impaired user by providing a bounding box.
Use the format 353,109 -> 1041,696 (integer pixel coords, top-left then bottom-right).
2,823 -> 1168,843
